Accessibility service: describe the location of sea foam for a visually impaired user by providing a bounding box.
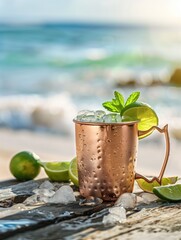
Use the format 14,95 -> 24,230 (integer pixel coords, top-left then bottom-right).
0,92 -> 77,135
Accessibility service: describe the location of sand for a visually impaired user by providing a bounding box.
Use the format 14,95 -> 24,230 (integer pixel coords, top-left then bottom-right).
0,128 -> 180,181
0,129 -> 75,180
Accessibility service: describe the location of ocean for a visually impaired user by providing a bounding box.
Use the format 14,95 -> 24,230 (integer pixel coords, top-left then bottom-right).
0,23 -> 181,136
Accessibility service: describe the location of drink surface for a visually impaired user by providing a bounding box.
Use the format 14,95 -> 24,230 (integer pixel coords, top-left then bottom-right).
76,110 -> 122,123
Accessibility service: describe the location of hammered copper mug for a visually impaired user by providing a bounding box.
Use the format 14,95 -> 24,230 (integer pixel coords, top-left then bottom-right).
73,120 -> 170,201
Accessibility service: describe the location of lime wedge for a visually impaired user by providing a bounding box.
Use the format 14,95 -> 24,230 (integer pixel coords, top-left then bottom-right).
153,184 -> 181,202
69,158 -> 79,186
38,161 -> 70,182
122,102 -> 159,139
136,176 -> 178,193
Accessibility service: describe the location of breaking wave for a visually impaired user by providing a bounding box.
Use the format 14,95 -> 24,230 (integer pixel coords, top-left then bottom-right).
0,93 -> 77,135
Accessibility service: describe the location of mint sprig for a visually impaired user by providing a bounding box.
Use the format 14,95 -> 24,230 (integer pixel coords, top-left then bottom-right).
102,91 -> 140,116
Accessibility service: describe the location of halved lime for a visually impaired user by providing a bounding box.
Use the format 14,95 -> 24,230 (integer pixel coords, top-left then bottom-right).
38,161 -> 70,182
69,158 -> 79,187
153,184 -> 181,202
136,176 -> 178,193
122,102 -> 159,139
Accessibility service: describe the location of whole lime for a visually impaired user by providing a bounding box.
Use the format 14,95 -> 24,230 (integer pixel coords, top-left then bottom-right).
9,151 -> 41,181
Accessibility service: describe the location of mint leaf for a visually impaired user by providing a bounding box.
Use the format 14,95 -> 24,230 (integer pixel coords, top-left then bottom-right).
125,91 -> 140,106
102,101 -> 119,113
114,91 -> 124,109
111,99 -> 122,112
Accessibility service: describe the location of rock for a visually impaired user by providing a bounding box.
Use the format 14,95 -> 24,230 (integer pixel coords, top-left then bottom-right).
169,68 -> 181,86
115,78 -> 137,87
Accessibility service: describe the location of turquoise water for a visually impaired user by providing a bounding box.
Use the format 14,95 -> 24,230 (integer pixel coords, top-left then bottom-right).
0,24 -> 181,134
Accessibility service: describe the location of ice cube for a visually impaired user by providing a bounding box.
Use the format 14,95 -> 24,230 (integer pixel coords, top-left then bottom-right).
103,113 -> 119,123
48,185 -> 76,204
33,188 -> 55,197
102,206 -> 126,225
116,114 -> 122,122
115,193 -> 137,209
24,195 -> 38,206
81,115 -> 96,122
76,110 -> 95,121
139,192 -> 159,204
39,181 -> 54,190
102,214 -> 120,225
79,196 -> 103,206
95,110 -> 106,122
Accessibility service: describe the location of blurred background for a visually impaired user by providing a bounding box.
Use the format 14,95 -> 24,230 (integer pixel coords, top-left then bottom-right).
0,0 -> 181,179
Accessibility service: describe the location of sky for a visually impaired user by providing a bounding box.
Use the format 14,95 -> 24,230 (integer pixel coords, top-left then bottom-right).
0,0 -> 181,26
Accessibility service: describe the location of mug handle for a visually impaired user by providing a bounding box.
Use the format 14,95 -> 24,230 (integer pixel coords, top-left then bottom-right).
135,124 -> 170,184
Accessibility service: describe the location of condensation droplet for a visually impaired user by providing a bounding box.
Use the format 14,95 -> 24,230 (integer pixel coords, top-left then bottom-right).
108,187 -> 112,192
102,179 -> 107,185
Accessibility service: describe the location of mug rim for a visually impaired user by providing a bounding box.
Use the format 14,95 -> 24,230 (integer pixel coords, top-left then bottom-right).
73,118 -> 139,126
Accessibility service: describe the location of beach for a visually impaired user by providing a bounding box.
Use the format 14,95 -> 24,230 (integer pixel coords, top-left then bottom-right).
0,128 -> 180,181
0,129 -> 75,180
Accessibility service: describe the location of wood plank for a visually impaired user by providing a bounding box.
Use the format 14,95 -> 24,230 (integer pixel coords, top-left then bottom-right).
4,202 -> 181,240
0,200 -> 111,239
0,180 -> 19,189
0,179 -> 111,239
0,179 -> 50,202
1,179 -> 181,240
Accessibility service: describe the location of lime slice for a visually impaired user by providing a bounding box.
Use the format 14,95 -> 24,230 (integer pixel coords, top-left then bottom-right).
153,184 -> 181,202
38,161 -> 70,182
69,158 -> 79,186
122,102 -> 159,139
136,176 -> 178,193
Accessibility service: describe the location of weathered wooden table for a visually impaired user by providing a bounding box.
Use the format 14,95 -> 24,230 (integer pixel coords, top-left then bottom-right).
0,178 -> 181,240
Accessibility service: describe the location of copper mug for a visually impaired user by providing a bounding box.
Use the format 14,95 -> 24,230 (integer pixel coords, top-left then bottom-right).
73,120 -> 170,201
